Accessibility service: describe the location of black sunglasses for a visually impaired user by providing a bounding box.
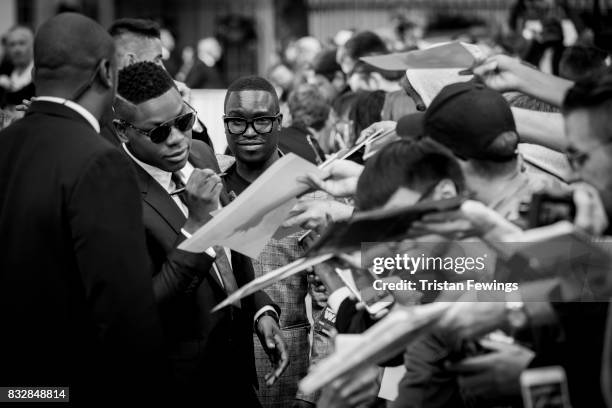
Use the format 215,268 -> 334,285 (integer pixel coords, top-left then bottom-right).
115,103 -> 197,144
223,113 -> 281,135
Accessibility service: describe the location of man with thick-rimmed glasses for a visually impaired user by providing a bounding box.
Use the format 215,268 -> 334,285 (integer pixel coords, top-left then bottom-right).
113,62 -> 287,407
222,75 -> 331,408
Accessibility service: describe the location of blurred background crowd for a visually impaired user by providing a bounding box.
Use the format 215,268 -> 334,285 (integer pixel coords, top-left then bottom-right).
2,0 -> 612,151
2,1 -> 612,407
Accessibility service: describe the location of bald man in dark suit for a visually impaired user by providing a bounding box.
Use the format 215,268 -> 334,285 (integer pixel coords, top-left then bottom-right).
0,13 -> 166,404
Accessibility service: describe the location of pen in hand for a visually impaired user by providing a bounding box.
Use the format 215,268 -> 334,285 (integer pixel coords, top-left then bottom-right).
170,171 -> 227,196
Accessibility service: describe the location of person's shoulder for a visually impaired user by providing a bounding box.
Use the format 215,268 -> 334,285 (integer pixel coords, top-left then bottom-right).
279,125 -> 307,137
190,139 -> 214,155
52,125 -> 130,181
189,139 -> 221,171
3,111 -> 117,159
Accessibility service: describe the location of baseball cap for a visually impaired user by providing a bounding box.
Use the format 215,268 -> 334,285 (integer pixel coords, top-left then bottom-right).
423,81 -> 517,161
395,112 -> 425,140
360,42 -> 476,71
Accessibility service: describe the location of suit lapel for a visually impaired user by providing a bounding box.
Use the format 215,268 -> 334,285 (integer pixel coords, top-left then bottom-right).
137,164 -> 226,289
132,162 -> 185,235
129,145 -> 231,290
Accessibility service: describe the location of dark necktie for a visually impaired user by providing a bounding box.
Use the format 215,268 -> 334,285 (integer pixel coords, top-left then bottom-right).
170,172 -> 187,205
213,245 -> 241,308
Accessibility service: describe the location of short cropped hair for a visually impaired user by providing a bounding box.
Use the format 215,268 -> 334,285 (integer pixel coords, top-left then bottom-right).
344,31 -> 388,60
356,138 -> 465,211
563,68 -> 612,142
559,45 -> 608,83
287,84 -> 330,131
108,18 -> 161,39
224,75 -> 279,112
313,49 -> 343,82
34,13 -> 113,87
117,61 -> 176,104
6,25 -> 34,36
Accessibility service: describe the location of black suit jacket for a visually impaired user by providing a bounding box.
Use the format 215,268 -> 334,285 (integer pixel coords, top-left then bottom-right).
128,140 -> 277,403
278,125 -> 324,164
0,101 -> 166,403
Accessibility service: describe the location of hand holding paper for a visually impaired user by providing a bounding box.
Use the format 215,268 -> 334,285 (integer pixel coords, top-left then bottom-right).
178,153 -> 325,258
361,42 -> 481,107
298,160 -> 364,198
299,302 -> 451,395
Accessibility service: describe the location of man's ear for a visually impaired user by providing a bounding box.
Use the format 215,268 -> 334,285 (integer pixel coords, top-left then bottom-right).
112,119 -> 129,144
98,59 -> 115,90
432,179 -> 458,200
276,114 -> 283,130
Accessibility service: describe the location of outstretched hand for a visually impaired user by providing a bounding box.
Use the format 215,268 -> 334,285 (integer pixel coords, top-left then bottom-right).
257,315 -> 289,386
298,160 -> 364,198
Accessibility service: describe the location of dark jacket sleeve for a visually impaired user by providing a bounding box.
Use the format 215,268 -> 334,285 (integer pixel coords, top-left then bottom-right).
253,289 -> 280,319
68,148 -> 167,395
336,298 -> 403,367
336,298 -> 369,334
234,253 -> 280,321
151,232 -> 215,303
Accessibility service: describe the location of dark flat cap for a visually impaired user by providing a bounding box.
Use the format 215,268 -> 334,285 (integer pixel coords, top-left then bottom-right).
424,82 -> 516,160
395,112 -> 425,140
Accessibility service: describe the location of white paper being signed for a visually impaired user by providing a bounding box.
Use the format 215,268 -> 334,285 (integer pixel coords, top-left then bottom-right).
178,153 -> 324,258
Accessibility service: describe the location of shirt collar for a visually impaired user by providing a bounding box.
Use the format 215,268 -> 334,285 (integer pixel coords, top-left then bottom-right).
9,61 -> 33,89
122,143 -> 194,193
35,96 -> 100,133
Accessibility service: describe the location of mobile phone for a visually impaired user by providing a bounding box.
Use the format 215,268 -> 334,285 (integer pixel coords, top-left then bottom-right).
520,366 -> 572,408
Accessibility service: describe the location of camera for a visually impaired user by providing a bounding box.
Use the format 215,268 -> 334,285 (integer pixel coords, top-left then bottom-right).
519,191 -> 576,228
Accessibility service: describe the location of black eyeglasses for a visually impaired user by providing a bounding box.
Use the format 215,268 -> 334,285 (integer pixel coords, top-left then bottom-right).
566,139 -> 612,170
115,103 -> 197,144
223,113 -> 281,135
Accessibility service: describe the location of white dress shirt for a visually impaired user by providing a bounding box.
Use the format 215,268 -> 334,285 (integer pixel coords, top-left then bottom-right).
9,61 -> 33,91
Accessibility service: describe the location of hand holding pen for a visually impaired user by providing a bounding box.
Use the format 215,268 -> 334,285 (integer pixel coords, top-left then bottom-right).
458,54 -> 536,94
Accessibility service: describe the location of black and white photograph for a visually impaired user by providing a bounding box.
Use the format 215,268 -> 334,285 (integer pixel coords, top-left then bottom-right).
1,0 -> 612,406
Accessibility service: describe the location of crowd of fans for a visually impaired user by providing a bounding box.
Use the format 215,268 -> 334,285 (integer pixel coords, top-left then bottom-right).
2,1 -> 612,407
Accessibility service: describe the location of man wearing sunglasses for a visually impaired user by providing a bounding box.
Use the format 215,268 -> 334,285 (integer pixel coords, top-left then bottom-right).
113,62 -> 287,407
100,18 -> 213,148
